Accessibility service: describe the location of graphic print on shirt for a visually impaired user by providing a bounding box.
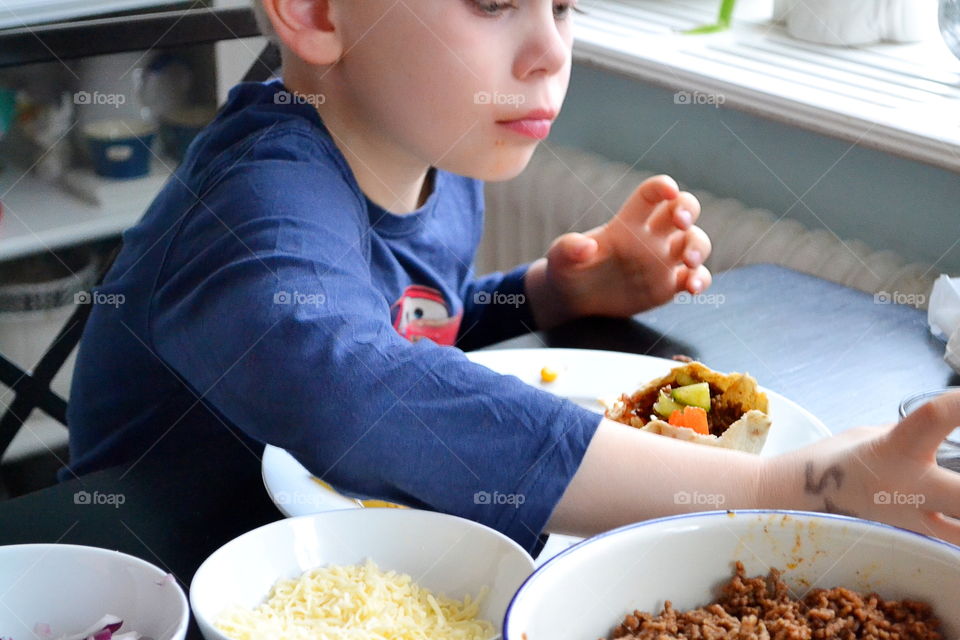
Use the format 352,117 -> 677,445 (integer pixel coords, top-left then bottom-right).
392,285 -> 462,345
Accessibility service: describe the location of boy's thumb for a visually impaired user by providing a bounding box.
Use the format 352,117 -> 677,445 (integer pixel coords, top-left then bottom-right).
547,233 -> 598,268
891,390 -> 960,459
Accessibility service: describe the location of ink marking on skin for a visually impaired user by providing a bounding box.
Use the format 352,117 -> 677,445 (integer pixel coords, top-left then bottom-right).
804,462 -> 844,495
823,497 -> 857,517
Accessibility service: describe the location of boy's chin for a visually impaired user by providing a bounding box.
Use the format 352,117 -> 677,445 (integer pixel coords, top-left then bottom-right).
451,146 -> 539,182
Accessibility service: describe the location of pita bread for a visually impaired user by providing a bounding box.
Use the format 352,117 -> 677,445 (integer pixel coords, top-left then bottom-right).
605,362 -> 772,454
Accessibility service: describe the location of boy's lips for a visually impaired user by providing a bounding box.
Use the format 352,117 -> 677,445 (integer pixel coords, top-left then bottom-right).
496,109 -> 556,140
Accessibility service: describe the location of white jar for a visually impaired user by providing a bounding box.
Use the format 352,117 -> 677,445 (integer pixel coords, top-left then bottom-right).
773,0 -> 938,45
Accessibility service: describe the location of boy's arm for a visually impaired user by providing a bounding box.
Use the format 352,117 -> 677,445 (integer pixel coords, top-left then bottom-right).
150,153 -> 601,555
550,404 -> 960,546
546,419 -> 767,535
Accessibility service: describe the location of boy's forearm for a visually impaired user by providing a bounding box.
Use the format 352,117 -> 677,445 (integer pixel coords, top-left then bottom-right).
547,419 -> 805,537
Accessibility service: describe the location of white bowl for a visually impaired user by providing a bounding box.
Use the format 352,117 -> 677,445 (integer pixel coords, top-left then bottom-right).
190,509 -> 535,640
0,544 -> 189,639
506,510 -> 960,640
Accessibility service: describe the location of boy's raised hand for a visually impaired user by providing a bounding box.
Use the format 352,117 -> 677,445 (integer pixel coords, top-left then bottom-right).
525,175 -> 712,328
762,391 -> 960,544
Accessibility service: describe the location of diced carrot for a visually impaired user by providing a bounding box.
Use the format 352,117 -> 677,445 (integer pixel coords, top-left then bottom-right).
668,406 -> 709,435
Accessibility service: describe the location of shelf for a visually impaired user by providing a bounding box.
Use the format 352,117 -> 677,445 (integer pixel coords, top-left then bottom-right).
574,0 -> 960,173
0,5 -> 259,68
0,0 -> 182,31
0,162 -> 171,262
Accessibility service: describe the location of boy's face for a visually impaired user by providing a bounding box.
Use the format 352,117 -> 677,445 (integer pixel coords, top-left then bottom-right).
329,0 -> 575,181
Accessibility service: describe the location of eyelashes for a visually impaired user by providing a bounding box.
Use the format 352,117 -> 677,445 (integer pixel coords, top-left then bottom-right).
468,0 -> 581,19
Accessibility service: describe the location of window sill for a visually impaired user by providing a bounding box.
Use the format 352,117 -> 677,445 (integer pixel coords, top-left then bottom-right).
574,0 -> 960,173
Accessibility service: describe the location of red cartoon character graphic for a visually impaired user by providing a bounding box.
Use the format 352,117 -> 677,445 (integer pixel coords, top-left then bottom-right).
392,285 -> 462,345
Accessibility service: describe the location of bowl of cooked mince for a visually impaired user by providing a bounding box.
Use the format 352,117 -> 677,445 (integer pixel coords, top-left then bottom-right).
504,510 -> 960,640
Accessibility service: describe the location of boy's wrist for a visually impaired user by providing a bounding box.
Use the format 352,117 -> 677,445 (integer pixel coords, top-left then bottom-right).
524,258 -> 584,330
755,451 -> 822,512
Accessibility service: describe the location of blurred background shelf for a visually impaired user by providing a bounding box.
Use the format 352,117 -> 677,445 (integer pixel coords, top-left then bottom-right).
0,162 -> 171,262
0,4 -> 258,67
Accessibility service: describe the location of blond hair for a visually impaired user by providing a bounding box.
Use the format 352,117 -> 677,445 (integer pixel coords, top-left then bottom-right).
251,0 -> 279,45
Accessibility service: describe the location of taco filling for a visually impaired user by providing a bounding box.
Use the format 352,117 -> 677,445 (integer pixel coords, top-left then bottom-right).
605,362 -> 772,454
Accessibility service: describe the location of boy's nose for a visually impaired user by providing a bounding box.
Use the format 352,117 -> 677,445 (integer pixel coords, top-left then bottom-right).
512,9 -> 570,80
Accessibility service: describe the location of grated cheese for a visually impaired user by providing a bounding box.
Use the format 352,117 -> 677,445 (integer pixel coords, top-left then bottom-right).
215,559 -> 497,640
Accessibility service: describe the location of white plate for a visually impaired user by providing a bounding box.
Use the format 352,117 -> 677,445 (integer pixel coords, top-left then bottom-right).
261,349 -> 831,562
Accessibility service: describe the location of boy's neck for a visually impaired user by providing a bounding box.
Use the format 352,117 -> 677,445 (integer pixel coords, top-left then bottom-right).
281,72 -> 434,214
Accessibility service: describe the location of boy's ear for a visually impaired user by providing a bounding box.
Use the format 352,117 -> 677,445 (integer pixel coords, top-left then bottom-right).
262,0 -> 343,65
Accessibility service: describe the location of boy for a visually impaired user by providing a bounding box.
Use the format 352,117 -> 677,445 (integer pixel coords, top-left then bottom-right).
66,0 -> 960,550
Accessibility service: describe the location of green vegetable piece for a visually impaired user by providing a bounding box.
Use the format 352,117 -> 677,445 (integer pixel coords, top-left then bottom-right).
672,382 -> 711,411
676,371 -> 698,387
653,389 -> 683,418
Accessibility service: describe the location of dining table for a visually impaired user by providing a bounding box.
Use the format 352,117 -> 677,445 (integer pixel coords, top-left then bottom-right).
0,263 -> 955,639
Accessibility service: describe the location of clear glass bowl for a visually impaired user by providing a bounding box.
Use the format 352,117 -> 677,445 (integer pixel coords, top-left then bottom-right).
899,387 -> 960,472
941,0 -> 960,60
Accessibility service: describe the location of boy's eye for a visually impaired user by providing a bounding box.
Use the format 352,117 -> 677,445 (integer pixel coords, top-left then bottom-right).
553,0 -> 579,19
469,0 -> 518,16
467,0 -> 578,19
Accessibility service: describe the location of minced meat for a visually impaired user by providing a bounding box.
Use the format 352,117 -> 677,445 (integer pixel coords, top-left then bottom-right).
608,562 -> 941,640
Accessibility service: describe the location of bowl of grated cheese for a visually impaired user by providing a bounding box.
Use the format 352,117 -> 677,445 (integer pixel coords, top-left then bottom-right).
189,508 -> 535,640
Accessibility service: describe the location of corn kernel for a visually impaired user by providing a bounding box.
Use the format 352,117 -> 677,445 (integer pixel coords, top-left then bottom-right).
540,366 -> 559,383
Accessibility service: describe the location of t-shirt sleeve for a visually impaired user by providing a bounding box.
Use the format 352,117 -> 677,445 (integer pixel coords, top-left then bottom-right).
457,264 -> 540,351
149,137 -> 601,553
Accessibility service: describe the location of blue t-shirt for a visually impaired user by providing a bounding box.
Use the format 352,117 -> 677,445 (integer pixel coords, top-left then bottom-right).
65,80 -> 602,552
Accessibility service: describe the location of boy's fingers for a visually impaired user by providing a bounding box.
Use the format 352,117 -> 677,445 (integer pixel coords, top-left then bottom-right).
682,227 -> 711,268
678,264 -> 712,295
546,232 -> 599,270
890,391 -> 960,460
617,175 -> 680,227
918,511 -> 960,547
648,191 -> 701,236
918,466 -> 960,518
